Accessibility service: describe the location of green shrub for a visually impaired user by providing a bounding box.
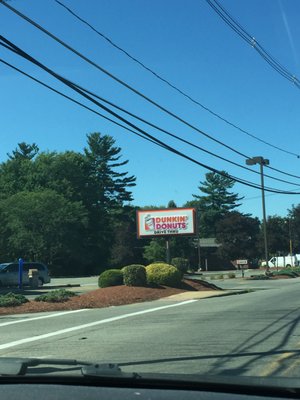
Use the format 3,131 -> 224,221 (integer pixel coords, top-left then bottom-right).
123,264 -> 147,287
35,289 -> 76,303
248,274 -> 270,280
272,271 -> 297,278
228,272 -> 236,279
268,268 -> 300,277
0,292 -> 29,307
171,257 -> 189,277
98,269 -> 123,288
146,263 -> 182,287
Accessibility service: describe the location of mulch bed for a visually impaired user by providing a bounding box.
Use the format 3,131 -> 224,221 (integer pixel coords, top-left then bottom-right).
270,274 -> 294,279
247,273 -> 296,280
0,279 -> 218,316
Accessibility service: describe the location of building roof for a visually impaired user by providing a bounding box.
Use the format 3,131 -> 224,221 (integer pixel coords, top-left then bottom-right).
199,238 -> 221,248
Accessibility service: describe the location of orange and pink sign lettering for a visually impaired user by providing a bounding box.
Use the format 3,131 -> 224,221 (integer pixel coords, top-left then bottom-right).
137,208 -> 196,238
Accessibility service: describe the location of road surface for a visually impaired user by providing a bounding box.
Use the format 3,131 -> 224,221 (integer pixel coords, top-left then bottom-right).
0,278 -> 300,378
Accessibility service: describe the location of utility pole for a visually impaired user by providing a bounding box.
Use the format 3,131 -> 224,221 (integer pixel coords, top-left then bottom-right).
288,218 -> 293,255
246,156 -> 269,271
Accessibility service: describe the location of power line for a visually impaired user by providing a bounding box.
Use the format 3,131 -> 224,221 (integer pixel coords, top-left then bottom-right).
206,0 -> 300,89
3,0 -> 300,182
0,58 -> 165,150
53,0 -> 300,159
1,35 -> 300,196
1,3 -> 300,182
0,1 -> 255,160
68,83 -> 300,187
1,47 -> 300,189
243,187 -> 300,202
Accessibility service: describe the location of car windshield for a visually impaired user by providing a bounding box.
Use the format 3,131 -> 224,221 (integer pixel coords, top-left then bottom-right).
1,0 -> 300,385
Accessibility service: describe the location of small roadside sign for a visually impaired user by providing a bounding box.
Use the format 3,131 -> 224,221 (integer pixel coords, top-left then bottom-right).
236,259 -> 248,278
236,259 -> 248,265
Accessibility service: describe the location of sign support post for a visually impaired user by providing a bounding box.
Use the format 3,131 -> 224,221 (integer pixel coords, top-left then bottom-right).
197,235 -> 201,271
18,258 -> 23,290
166,237 -> 171,264
237,259 -> 248,278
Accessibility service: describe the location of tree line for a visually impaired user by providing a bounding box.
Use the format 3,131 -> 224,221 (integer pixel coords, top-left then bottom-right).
0,133 -> 299,275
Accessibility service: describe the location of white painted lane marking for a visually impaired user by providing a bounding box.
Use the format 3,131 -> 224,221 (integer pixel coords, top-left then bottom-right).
0,309 -> 87,328
0,300 -> 197,350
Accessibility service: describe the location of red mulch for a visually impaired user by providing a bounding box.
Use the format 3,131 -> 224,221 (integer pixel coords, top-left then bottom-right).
270,274 -> 292,279
0,279 -> 217,316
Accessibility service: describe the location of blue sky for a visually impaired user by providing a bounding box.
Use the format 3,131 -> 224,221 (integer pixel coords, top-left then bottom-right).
0,0 -> 300,219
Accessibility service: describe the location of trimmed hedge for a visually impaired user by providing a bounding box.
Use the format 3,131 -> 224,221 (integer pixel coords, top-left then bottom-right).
146,263 -> 182,287
123,264 -> 147,287
0,293 -> 29,307
35,289 -> 76,303
98,269 -> 123,288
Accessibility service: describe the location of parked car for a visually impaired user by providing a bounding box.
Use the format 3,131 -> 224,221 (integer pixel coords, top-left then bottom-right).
0,262 -> 51,287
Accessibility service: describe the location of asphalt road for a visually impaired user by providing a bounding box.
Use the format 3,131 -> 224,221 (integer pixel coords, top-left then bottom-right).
0,277 -> 300,379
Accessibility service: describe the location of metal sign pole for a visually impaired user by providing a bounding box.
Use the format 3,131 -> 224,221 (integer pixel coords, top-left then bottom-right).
18,258 -> 23,290
166,238 -> 171,264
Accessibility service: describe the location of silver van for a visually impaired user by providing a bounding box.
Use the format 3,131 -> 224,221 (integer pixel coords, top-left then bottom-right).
0,262 -> 51,287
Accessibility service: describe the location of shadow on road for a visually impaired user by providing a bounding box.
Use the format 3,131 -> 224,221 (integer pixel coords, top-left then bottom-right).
205,307 -> 300,377
119,348 -> 300,368
120,307 -> 300,377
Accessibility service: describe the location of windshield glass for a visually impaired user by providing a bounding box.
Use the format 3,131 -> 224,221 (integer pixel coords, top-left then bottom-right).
1,0 -> 300,383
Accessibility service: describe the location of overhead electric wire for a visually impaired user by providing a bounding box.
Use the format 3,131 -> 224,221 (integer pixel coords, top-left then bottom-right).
1,35 -> 299,195
210,0 -> 296,81
2,1 -> 300,182
2,59 -> 300,188
0,1 -> 253,160
206,0 -> 300,89
244,187 -> 300,202
0,59 -> 165,150
53,0 -> 300,159
1,44 -> 300,189
65,82 -> 300,187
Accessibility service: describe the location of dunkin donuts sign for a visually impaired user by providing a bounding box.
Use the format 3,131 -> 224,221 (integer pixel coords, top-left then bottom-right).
137,208 -> 196,238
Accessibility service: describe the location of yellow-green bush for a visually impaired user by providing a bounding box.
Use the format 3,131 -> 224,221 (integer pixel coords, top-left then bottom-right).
146,263 -> 182,287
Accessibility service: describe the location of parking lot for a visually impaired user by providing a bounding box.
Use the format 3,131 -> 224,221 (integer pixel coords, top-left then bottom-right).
0,276 -> 99,300
0,270 -> 272,300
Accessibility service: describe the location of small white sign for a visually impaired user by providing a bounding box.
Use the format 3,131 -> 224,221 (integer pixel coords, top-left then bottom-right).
237,259 -> 248,265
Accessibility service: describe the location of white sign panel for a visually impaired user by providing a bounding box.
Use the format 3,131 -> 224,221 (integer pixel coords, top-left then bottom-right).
137,208 -> 196,238
236,259 -> 248,265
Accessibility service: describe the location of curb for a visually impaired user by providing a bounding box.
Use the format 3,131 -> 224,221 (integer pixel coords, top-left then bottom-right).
202,289 -> 252,298
43,284 -> 81,289
164,289 -> 251,301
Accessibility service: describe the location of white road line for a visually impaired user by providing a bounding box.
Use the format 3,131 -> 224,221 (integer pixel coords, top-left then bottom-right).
0,309 -> 87,328
0,300 -> 197,351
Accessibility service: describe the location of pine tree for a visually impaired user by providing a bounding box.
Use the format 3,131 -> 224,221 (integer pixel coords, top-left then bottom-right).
193,171 -> 243,237
84,132 -> 136,209
194,171 -> 243,213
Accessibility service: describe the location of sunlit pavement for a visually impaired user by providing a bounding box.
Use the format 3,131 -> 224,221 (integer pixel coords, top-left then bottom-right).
188,271 -> 300,291
1,279 -> 300,378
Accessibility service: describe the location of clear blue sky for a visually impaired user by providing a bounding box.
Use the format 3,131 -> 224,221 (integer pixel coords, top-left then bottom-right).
1,0 -> 300,219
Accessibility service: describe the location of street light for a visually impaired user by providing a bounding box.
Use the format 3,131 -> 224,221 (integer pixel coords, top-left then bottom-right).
246,156 -> 270,270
